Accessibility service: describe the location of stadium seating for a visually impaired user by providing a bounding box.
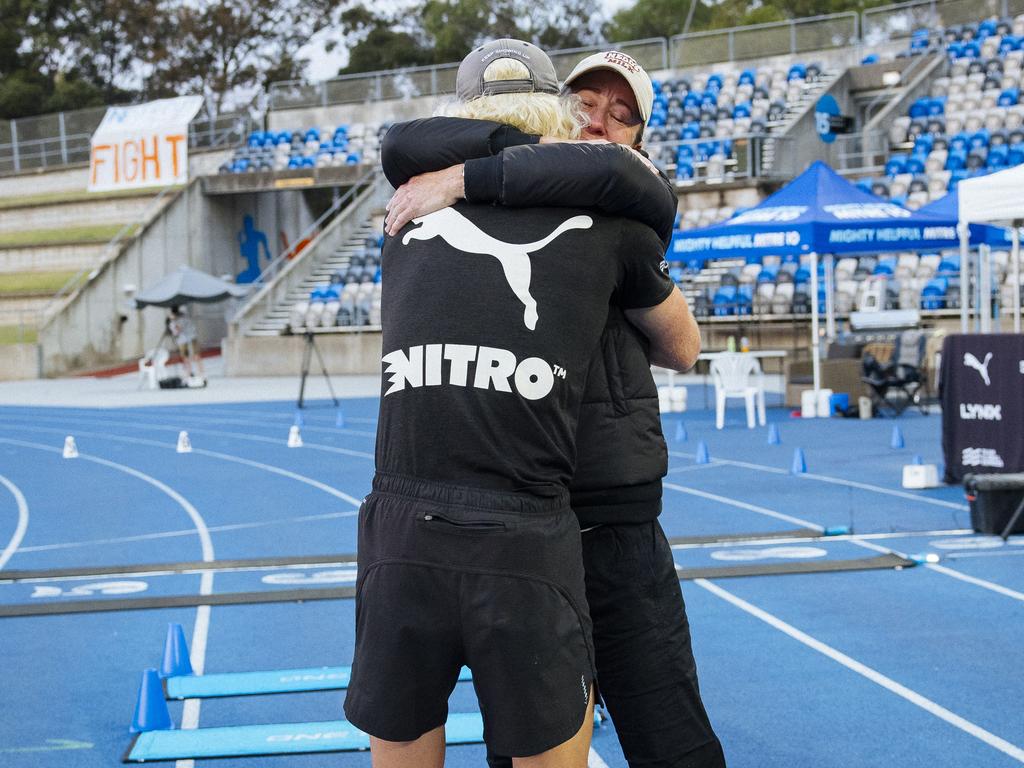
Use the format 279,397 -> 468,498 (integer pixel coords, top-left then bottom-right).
219,123 -> 389,174
869,14 -> 1024,209
645,60 -> 835,184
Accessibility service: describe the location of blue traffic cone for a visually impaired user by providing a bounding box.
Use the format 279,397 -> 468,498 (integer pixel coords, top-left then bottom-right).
130,668 -> 173,733
335,409 -> 346,428
791,447 -> 807,474
160,623 -> 193,678
675,421 -> 687,442
767,423 -> 781,445
695,441 -> 710,464
912,454 -> 923,465
890,425 -> 905,450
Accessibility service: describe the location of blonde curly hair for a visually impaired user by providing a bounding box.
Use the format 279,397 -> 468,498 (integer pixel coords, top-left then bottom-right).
440,58 -> 586,139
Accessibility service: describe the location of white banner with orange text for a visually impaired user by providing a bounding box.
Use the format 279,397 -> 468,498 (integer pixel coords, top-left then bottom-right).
88,96 -> 204,192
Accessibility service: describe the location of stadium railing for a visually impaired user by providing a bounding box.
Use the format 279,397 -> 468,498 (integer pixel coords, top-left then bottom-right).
862,0 -> 1024,45
669,12 -> 860,69
0,108 -> 254,176
267,38 -> 670,111
231,168 -> 384,336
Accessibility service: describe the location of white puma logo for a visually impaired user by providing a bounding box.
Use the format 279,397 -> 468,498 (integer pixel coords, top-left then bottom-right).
402,208 -> 593,330
963,352 -> 993,386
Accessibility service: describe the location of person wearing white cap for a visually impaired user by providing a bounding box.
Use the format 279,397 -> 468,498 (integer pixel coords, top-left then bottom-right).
379,49 -> 725,768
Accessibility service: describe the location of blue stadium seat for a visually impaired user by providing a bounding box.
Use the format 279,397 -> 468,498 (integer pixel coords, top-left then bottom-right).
885,154 -> 908,176
962,41 -> 981,58
676,161 -> 695,180
970,129 -> 990,149
945,150 -> 967,171
909,98 -> 930,118
685,255 -> 704,272
733,102 -> 752,119
303,128 -> 320,143
787,63 -> 807,81
706,73 -> 724,91
681,121 -> 700,140
862,53 -> 880,64
937,256 -> 960,276
676,144 -> 695,163
999,88 -> 1020,107
999,35 -> 1021,56
947,41 -> 965,58
855,179 -> 873,194
913,134 -> 934,155
906,155 -> 926,175
701,92 -> 718,108
713,285 -> 737,316
987,144 -> 1010,169
1008,146 -> 1024,167
921,278 -> 948,310
739,69 -> 756,86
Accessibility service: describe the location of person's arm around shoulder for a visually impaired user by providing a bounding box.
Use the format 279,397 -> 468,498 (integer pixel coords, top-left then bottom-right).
625,289 -> 700,371
616,223 -> 700,371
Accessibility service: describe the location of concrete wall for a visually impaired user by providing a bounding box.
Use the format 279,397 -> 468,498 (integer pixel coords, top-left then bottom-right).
225,331 -> 382,376
0,344 -> 38,380
0,243 -> 106,273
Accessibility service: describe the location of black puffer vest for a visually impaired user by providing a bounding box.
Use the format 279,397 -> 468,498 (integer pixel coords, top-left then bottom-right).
570,306 -> 667,527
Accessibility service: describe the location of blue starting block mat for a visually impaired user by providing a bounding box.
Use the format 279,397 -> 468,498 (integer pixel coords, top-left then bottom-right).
166,665 -> 472,699
673,538 -> 914,579
125,712 -> 486,761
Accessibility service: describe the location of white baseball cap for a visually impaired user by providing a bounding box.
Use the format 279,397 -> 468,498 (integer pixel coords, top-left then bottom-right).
563,51 -> 654,123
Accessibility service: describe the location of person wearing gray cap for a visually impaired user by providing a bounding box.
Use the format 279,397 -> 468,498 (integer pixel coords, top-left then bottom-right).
378,49 -> 725,768
345,39 -> 699,768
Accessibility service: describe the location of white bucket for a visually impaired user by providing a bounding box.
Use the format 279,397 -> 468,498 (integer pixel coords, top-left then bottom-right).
816,388 -> 834,418
800,390 -> 817,418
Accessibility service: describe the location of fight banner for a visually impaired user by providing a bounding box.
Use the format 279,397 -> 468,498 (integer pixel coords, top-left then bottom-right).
89,96 -> 203,192
940,334 -> 1024,483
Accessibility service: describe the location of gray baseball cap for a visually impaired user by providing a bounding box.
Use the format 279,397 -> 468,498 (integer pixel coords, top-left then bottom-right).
456,39 -> 560,100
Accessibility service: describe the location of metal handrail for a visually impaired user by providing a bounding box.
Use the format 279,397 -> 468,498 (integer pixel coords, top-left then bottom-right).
235,167 -> 379,312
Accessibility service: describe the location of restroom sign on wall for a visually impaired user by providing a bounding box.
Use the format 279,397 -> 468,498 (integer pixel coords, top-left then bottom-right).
89,96 -> 203,192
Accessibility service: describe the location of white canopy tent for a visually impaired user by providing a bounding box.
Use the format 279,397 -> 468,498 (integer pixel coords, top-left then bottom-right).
958,164 -> 1024,334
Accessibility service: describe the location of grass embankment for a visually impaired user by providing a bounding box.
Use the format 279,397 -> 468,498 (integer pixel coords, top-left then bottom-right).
0,270 -> 81,295
0,325 -> 38,344
0,224 -> 132,248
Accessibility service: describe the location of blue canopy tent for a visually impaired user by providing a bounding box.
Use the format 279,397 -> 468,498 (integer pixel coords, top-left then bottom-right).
670,161 -> 961,396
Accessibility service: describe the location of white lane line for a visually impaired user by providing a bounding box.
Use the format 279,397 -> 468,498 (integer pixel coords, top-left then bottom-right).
947,549 -> 1024,559
5,558 -> 359,584
0,413 -> 374,461
664,463 -> 726,475
670,529 -> 974,551
14,510 -> 358,555
1,426 -> 363,508
0,438 -> 216,758
588,747 -> 611,768
850,538 -> 1024,603
0,474 -> 29,571
115,404 -> 378,426
667,450 -> 968,511
664,483 -> 823,531
695,578 -> 1024,763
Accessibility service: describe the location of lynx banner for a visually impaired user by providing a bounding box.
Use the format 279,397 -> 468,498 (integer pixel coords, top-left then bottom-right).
88,96 -> 203,192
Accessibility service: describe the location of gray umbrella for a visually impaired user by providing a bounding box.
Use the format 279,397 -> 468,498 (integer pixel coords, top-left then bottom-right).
134,266 -> 249,308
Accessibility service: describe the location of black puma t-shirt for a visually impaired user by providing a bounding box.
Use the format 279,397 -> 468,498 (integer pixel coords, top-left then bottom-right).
375,202 -> 673,496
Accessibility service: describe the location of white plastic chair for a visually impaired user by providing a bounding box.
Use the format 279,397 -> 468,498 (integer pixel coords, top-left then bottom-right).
710,352 -> 766,430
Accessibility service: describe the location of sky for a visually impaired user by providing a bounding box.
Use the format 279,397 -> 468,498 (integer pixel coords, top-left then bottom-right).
300,0 -> 638,81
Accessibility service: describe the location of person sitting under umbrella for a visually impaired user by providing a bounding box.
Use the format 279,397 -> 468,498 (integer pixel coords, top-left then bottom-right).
167,305 -> 205,385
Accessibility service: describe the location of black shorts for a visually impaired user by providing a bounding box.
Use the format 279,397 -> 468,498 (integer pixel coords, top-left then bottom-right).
344,473 -> 596,758
488,520 -> 725,768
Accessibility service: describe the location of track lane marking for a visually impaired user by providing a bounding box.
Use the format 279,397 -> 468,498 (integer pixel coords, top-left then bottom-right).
664,483 -> 823,530
0,438 -> 216,759
0,425 -> 363,507
695,578 -> 1024,763
0,474 -> 29,571
667,450 -> 968,510
0,413 -> 374,461
851,538 -> 1024,602
13,510 -> 358,555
